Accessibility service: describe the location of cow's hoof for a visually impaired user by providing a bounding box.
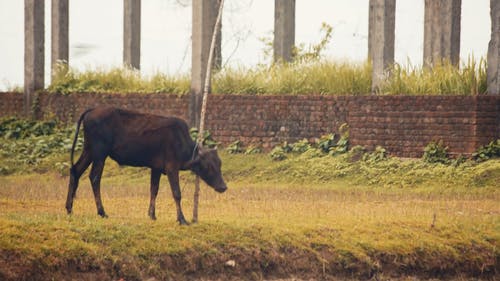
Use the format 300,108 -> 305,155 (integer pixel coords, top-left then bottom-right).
149,214 -> 157,220
178,219 -> 189,226
98,212 -> 108,218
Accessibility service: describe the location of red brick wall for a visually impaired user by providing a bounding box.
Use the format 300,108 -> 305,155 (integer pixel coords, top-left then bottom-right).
348,96 -> 500,157
0,92 -> 24,117
1,92 -> 498,157
34,92 -> 190,121
206,95 -> 349,149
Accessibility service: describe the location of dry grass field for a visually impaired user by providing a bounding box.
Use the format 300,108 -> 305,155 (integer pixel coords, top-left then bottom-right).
1,153 -> 498,280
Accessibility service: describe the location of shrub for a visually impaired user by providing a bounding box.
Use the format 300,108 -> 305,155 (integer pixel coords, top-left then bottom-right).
329,123 -> 349,156
270,146 -> 287,161
244,145 -> 262,155
0,118 -> 57,139
0,121 -> 81,173
363,146 -> 388,163
423,140 -> 450,164
473,140 -> 500,162
291,139 -> 311,153
189,128 -> 219,148
316,133 -> 335,153
226,140 -> 244,154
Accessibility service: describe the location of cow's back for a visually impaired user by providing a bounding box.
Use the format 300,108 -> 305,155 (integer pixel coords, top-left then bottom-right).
82,107 -> 195,170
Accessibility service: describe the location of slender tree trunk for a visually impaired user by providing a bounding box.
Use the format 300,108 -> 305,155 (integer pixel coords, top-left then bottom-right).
193,0 -> 224,223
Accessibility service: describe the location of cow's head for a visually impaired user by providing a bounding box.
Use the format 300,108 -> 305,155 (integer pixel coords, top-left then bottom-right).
187,147 -> 227,193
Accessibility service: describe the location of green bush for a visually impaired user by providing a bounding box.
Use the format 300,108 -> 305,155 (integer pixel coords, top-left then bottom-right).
0,119 -> 82,173
189,128 -> 219,148
226,140 -> 244,154
316,133 -> 335,153
244,145 -> 262,155
269,125 -> 350,161
423,140 -> 450,164
291,139 -> 311,153
473,140 -> 500,162
270,146 -> 288,161
362,146 -> 388,163
0,117 -> 57,139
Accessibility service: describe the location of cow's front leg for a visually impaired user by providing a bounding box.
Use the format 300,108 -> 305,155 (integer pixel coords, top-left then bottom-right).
166,169 -> 188,225
148,169 -> 161,220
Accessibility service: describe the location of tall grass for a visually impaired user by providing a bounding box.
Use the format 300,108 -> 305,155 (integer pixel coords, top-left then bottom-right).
47,58 -> 488,95
381,57 -> 488,95
48,64 -> 190,95
213,61 -> 372,95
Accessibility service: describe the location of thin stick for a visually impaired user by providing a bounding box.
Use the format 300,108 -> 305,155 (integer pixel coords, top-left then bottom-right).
193,0 -> 225,223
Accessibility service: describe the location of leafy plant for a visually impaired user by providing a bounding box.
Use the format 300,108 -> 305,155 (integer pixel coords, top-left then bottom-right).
269,142 -> 293,161
329,123 -> 349,156
269,146 -> 287,161
291,139 -> 311,153
451,154 -> 467,167
0,122 -> 82,174
244,145 -> 262,155
316,133 -> 335,153
362,146 -> 388,163
0,118 -> 56,139
348,145 -> 366,162
473,140 -> 500,162
189,128 -> 219,148
226,140 -> 244,154
423,140 -> 450,164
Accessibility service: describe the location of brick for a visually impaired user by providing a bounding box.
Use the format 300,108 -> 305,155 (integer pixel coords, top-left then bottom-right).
0,92 -> 499,157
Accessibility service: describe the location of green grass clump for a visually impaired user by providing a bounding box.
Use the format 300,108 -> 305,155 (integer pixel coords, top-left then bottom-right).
380,57 -> 487,95
48,64 -> 190,95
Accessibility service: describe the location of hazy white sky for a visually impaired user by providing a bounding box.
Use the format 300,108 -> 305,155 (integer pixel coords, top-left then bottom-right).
0,0 -> 491,91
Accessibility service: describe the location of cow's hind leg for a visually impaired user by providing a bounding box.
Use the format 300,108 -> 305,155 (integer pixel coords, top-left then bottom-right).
66,149 -> 92,214
166,169 -> 188,225
89,159 -> 107,218
148,169 -> 161,220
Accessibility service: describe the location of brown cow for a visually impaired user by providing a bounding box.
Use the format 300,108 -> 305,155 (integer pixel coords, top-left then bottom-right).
65,107 -> 227,225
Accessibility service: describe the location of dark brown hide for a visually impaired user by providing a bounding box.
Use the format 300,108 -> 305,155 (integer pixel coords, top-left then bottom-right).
65,107 -> 227,224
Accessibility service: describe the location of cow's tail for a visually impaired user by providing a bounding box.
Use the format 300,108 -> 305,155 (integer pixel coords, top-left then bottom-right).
70,108 -> 93,172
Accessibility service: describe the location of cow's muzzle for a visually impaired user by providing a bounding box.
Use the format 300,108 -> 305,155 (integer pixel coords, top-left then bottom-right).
215,183 -> 227,193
